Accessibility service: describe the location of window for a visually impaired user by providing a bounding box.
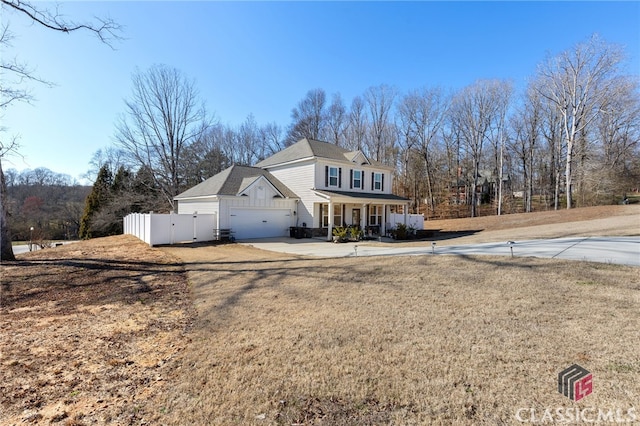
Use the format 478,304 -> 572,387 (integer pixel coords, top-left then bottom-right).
321,204 -> 342,227
322,204 -> 329,227
369,205 -> 382,226
333,204 -> 342,227
352,170 -> 362,189
328,166 -> 339,187
374,173 -> 382,191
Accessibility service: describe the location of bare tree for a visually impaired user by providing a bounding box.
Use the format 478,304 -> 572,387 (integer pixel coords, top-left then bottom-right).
114,64 -> 210,210
487,81 -> 513,215
83,146 -> 128,183
451,80 -> 505,217
535,35 -> 625,209
0,0 -> 121,260
259,122 -> 285,157
594,76 -> 640,200
364,84 -> 397,162
286,88 -> 327,144
398,87 -> 450,215
510,84 -> 544,213
236,114 -> 261,165
346,95 -> 368,152
326,93 -> 347,146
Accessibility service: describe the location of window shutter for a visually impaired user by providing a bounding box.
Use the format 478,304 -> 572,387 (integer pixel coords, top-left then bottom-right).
325,165 -> 328,187
371,172 -> 374,190
350,169 -> 353,189
338,168 -> 342,188
381,174 -> 385,191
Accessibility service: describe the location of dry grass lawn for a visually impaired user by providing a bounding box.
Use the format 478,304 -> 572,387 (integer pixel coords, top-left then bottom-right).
1,237 -> 195,425
157,245 -> 639,425
2,205 -> 639,425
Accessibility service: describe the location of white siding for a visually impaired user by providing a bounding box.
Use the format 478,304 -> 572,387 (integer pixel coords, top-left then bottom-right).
268,161 -> 319,227
314,160 -> 393,195
267,160 -> 395,228
177,198 -> 219,215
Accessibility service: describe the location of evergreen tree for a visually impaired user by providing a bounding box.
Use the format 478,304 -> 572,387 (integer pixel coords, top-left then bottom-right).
79,165 -> 113,239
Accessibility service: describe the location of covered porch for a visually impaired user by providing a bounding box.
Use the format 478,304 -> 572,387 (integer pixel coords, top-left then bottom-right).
313,190 -> 411,241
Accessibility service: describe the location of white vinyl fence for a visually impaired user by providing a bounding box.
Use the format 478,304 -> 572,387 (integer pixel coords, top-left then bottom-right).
388,213 -> 424,230
124,212 -> 217,246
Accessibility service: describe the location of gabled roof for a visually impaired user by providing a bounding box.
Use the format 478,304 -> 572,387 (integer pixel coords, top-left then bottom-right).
255,138 -> 390,169
174,165 -> 298,200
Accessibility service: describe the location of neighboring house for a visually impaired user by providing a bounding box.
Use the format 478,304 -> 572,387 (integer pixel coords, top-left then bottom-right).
175,138 -> 410,240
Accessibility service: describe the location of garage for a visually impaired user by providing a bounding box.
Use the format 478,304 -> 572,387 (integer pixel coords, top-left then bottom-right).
229,208 -> 292,240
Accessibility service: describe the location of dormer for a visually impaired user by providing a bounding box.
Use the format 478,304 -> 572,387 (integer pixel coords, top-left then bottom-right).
344,150 -> 371,166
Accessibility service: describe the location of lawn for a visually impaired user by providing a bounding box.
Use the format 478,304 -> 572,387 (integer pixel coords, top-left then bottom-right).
2,205 -> 639,425
157,244 -> 639,425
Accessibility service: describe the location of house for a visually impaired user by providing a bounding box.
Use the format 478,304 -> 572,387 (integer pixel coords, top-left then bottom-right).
175,138 -> 410,240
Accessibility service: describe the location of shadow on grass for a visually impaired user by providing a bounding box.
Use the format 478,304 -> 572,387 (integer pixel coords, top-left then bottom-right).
429,230 -> 483,241
2,257 -> 186,311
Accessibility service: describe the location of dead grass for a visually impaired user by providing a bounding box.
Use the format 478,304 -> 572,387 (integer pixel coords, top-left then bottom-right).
2,206 -> 638,425
1,235 -> 195,425
156,243 -> 640,425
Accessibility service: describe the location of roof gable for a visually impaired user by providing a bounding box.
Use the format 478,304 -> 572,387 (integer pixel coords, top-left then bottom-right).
174,165 -> 297,200
344,150 -> 371,165
255,138 -> 388,169
238,175 -> 285,198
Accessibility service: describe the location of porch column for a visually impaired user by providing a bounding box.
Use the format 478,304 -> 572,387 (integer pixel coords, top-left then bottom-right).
403,203 -> 408,226
381,204 -> 387,237
361,203 -> 366,231
327,200 -> 334,241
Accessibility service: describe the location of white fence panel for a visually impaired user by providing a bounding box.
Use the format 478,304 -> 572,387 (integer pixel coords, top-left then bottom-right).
388,213 -> 425,230
124,212 -> 217,246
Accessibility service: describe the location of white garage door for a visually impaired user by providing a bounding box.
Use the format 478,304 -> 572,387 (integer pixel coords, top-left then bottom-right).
229,208 -> 291,240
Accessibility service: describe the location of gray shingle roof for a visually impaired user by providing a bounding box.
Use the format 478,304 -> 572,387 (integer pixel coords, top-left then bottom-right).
314,189 -> 409,202
174,165 -> 298,200
255,138 -> 390,169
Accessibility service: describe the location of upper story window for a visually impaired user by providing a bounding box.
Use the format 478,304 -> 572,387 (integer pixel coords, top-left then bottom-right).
351,170 -> 362,189
325,166 -> 341,188
329,167 -> 339,187
373,172 -> 383,191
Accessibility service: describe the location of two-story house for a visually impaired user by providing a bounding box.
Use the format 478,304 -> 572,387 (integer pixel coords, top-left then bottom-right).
174,138 -> 409,240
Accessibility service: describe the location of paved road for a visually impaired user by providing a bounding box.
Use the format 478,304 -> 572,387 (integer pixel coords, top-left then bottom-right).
12,241 -> 78,255
242,236 -> 640,266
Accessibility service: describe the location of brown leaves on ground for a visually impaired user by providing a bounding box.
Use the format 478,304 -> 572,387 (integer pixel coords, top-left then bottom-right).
1,235 -> 195,425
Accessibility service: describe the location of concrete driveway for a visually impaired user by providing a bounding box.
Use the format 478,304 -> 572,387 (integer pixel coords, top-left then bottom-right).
241,236 -> 640,266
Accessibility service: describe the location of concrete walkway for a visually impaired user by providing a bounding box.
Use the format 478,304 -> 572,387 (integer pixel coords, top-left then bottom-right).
241,236 -> 640,266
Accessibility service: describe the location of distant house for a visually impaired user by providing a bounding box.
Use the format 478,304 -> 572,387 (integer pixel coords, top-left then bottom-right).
175,138 -> 410,240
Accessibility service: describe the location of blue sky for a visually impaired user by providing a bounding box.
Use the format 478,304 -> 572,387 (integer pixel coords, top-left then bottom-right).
3,1 -> 639,184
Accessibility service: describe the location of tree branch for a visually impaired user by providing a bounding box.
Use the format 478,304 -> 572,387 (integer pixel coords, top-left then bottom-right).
1,0 -> 123,48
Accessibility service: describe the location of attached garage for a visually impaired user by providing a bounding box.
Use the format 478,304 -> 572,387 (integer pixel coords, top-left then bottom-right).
174,165 -> 299,240
229,208 -> 292,240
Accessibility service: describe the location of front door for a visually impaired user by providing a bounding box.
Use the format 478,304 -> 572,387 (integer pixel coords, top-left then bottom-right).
352,208 -> 361,227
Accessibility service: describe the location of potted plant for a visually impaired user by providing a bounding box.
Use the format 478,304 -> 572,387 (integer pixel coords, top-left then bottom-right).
332,226 -> 348,243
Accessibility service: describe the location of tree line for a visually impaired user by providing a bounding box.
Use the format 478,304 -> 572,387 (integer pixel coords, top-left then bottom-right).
4,167 -> 90,241
80,34 -> 638,239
